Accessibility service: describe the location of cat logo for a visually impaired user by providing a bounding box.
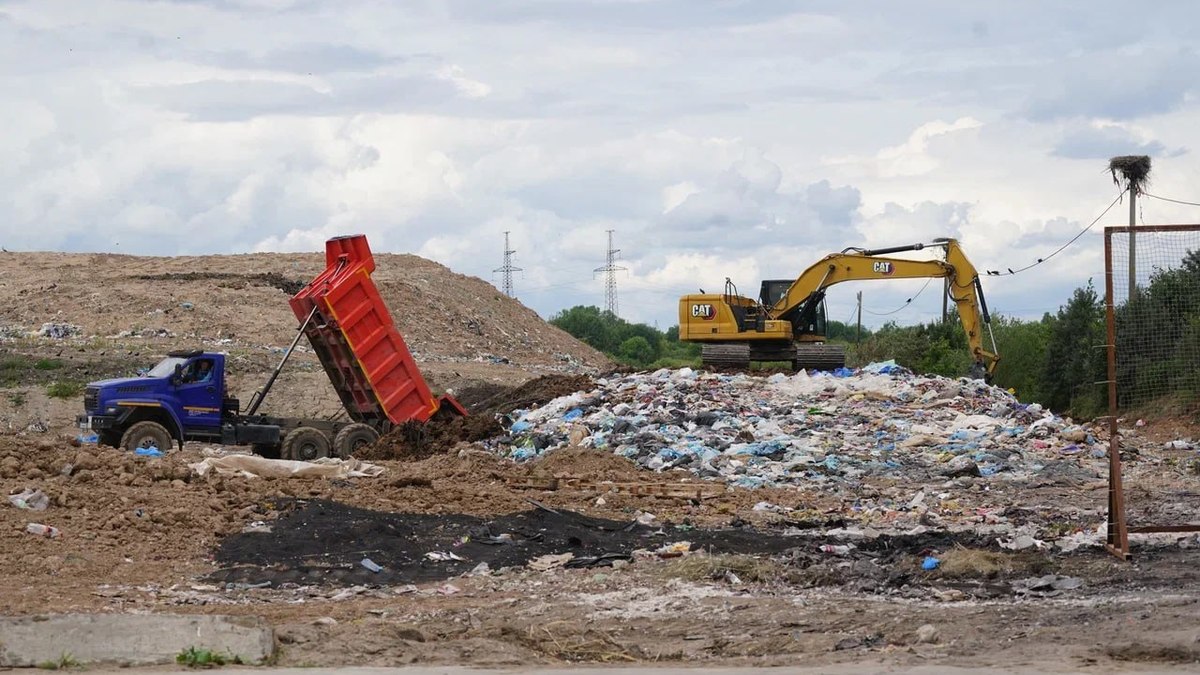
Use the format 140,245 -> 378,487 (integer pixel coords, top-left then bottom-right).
691,303 -> 716,320
872,261 -> 894,275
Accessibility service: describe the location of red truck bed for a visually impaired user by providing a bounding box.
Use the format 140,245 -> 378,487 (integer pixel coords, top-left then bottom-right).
288,235 -> 466,425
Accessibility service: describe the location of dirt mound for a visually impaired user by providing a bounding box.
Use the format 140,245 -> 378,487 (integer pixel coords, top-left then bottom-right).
0,250 -> 609,370
364,374 -> 594,460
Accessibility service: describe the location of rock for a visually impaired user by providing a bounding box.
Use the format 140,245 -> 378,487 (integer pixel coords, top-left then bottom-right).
313,617 -> 337,626
944,455 -> 981,477
915,624 -> 940,644
391,626 -> 426,642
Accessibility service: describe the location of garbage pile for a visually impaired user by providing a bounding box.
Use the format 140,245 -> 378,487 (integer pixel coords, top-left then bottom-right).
484,364 -> 1106,490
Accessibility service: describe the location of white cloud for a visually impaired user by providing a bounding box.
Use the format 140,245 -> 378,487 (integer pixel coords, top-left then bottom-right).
828,117 -> 984,178
3,0 -> 1200,329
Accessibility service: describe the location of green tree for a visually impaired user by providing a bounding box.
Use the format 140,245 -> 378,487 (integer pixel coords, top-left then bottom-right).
990,314 -> 1052,402
618,336 -> 654,365
1040,282 -> 1105,415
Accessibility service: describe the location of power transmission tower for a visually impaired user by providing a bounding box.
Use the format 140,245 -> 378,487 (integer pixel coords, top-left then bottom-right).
493,231 -> 522,297
594,229 -> 627,316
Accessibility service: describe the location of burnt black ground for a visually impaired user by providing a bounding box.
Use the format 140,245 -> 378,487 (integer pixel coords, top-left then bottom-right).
209,498 -> 1006,587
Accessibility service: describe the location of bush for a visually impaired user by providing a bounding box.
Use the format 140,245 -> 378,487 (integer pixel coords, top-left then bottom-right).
46,381 -> 83,399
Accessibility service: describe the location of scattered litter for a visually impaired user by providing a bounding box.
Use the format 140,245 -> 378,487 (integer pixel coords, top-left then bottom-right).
189,455 -> 384,479
921,556 -> 940,571
915,624 -> 940,644
436,583 -> 461,595
1013,574 -> 1083,596
635,511 -> 657,525
1165,439 -> 1194,450
528,553 -> 575,571
834,633 -> 885,651
313,616 -> 338,626
38,322 -> 81,339
425,551 -> 467,562
360,558 -> 383,573
654,541 -> 693,558
25,523 -> 60,538
468,562 -> 491,576
8,488 -> 49,511
135,446 -> 163,457
999,534 -> 1047,551
820,544 -> 854,556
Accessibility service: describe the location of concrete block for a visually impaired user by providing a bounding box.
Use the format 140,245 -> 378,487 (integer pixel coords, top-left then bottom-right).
0,613 -> 274,666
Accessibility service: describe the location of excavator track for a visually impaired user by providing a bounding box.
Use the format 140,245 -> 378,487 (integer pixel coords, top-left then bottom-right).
701,343 -> 751,369
701,343 -> 847,372
792,344 -> 846,371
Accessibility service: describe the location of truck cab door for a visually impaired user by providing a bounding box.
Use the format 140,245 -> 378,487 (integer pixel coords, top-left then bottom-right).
174,357 -> 222,428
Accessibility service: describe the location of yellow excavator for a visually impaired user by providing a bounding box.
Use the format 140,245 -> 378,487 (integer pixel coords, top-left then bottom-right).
677,238 -> 1000,380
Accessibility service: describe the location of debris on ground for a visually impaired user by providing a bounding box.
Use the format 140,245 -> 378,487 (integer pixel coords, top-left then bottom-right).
189,455 -> 385,479
7,488 -> 48,511
480,366 -> 1108,494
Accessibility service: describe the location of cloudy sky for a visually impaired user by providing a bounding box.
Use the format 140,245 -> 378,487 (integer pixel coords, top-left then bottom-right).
4,0 -> 1200,329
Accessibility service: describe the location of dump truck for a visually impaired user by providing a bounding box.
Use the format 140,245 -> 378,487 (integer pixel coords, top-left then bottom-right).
678,238 -> 1000,380
76,234 -> 465,459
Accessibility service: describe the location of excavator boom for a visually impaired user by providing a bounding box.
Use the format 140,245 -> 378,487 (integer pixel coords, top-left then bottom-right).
678,239 -> 1000,379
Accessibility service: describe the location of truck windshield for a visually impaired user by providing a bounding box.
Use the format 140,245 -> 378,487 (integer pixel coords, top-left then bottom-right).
146,357 -> 187,378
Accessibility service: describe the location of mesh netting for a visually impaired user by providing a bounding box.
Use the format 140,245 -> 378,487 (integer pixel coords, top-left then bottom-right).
1107,225 -> 1200,550
1108,227 -> 1200,409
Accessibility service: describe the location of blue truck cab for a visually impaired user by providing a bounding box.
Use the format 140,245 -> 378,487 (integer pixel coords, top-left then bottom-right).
77,350 -> 246,452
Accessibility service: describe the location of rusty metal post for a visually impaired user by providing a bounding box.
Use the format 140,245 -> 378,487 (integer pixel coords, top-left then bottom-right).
1104,227 -> 1130,559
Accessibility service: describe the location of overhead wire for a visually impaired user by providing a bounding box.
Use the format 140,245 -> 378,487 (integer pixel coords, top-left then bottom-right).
1144,192 -> 1200,208
984,188 -> 1126,277
861,277 -> 934,316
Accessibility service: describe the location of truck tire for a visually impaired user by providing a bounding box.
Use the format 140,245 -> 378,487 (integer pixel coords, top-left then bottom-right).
120,421 -> 173,454
282,427 -> 331,462
334,423 -> 380,458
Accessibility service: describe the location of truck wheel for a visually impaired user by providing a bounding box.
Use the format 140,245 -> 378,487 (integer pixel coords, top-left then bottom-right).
282,427 -> 331,462
334,423 -> 380,458
120,421 -> 173,454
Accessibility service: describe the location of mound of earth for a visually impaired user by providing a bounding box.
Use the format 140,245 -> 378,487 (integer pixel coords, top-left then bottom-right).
364,374 -> 594,460
0,249 -> 608,370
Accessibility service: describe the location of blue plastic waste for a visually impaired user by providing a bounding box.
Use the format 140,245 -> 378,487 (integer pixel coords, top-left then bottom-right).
135,446 -> 163,457
922,556 -> 940,570
77,432 -> 99,444
563,409 -> 584,421
832,367 -> 855,378
510,447 -> 537,461
361,558 -> 383,573
510,420 -> 533,433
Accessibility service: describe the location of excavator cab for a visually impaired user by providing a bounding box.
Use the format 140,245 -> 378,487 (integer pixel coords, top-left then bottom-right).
759,280 -> 792,307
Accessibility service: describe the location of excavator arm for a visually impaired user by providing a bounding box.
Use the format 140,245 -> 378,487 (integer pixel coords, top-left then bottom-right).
770,239 -> 999,378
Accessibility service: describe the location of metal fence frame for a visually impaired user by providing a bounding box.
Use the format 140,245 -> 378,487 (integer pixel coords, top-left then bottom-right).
1104,223 -> 1200,559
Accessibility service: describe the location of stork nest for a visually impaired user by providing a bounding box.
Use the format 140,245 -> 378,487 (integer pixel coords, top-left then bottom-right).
1109,155 -> 1152,192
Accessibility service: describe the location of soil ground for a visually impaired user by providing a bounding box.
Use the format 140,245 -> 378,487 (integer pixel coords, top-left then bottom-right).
1,250 -> 1199,670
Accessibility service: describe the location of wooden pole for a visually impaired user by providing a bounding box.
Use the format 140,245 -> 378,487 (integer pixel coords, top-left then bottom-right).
856,291 -> 862,344
1128,186 -> 1137,300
